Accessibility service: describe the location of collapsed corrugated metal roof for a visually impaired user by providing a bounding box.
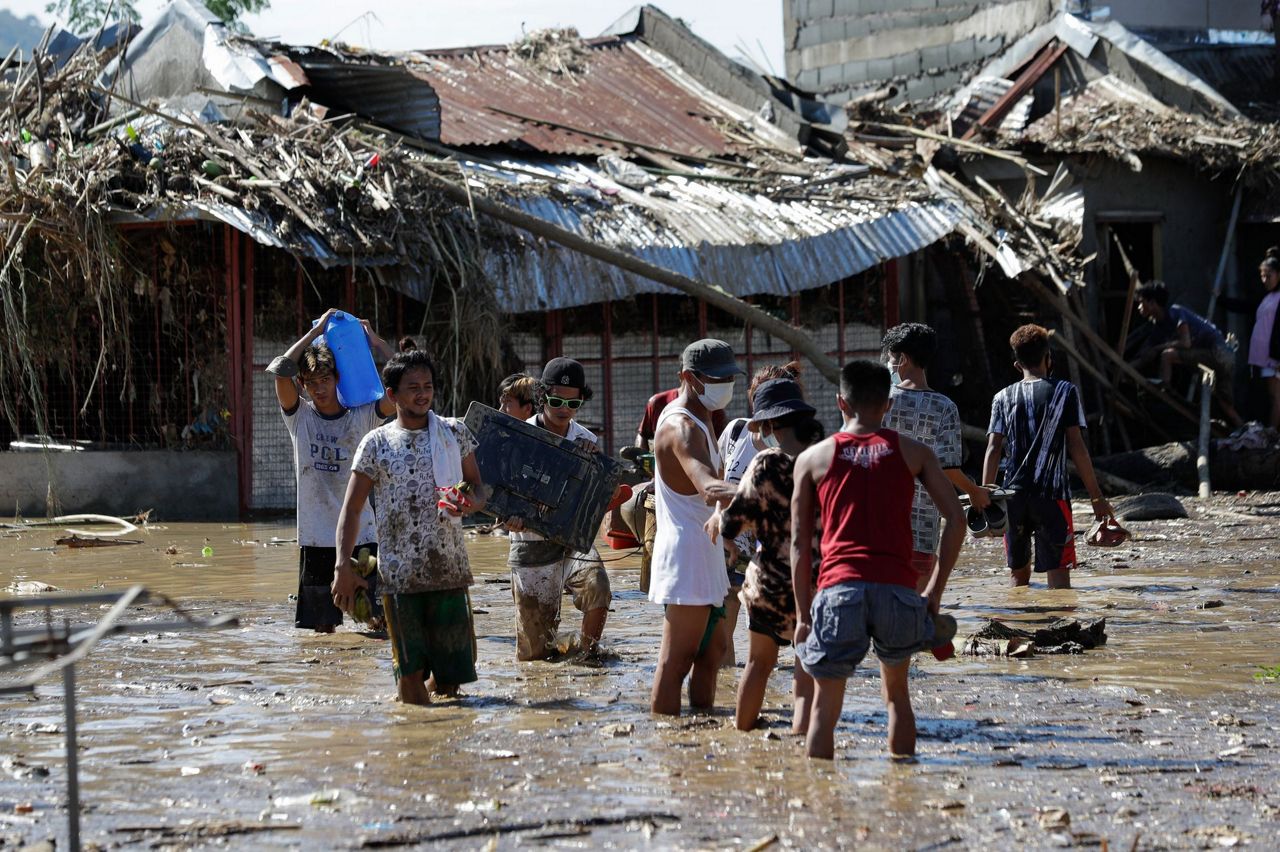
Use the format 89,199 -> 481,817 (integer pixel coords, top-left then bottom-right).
277,45 -> 442,141
80,2 -> 973,312
953,13 -> 1242,120
465,157 -> 964,312
101,0 -> 302,121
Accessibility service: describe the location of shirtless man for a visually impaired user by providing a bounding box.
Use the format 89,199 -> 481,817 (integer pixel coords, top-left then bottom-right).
649,339 -> 743,716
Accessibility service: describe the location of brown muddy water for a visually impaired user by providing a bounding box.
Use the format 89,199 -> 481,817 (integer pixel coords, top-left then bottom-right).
0,495 -> 1278,850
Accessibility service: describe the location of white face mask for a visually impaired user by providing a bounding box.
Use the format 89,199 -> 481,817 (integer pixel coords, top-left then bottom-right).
695,376 -> 734,411
887,355 -> 903,386
760,428 -> 780,449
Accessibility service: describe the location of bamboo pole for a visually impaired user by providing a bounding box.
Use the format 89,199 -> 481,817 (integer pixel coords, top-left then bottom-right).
1197,365 -> 1214,499
1206,186 -> 1243,322
410,166 -> 844,384
1046,328 -> 1171,443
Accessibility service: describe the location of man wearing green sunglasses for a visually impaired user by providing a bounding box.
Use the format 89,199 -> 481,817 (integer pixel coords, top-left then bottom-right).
505,357 -> 613,660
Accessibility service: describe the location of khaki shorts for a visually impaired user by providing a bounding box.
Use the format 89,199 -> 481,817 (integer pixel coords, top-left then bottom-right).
511,548 -> 611,660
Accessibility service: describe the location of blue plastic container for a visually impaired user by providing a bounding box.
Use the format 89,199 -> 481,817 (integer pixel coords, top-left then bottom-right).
322,311 -> 384,408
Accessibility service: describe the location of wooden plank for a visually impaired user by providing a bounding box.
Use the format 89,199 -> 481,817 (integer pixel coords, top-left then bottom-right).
963,40 -> 1069,140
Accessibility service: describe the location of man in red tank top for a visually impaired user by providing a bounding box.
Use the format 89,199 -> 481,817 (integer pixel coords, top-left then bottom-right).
791,360 -> 966,760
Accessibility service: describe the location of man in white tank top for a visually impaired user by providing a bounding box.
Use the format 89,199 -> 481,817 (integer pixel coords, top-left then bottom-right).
649,339 -> 744,716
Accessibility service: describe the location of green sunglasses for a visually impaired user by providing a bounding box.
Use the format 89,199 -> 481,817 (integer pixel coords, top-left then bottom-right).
545,395 -> 584,410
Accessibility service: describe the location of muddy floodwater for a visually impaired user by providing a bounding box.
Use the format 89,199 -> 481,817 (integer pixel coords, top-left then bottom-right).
1,495 -> 1279,850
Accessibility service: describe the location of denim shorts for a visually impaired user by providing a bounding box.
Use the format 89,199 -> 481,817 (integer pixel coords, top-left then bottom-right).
797,581 -> 934,680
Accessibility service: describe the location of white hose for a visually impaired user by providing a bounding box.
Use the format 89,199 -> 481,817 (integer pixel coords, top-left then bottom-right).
51,514 -> 139,538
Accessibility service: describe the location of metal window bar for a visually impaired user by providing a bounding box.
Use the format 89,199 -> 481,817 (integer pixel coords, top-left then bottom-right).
0,587 -> 238,852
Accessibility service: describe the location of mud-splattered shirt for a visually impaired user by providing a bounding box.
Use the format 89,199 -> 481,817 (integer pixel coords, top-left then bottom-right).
283,399 -> 380,547
884,386 -> 962,555
720,448 -> 820,642
352,418 -> 478,594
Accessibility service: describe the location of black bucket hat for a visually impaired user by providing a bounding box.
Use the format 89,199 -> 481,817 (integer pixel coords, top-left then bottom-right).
748,378 -> 814,430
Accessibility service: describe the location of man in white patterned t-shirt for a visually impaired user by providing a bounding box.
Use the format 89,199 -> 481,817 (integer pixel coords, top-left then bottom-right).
268,308 -> 394,633
881,323 -> 991,592
332,351 -> 489,705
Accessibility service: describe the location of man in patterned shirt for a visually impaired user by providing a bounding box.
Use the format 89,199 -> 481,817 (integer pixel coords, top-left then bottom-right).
983,325 -> 1115,590
332,351 -> 488,704
882,324 -> 991,591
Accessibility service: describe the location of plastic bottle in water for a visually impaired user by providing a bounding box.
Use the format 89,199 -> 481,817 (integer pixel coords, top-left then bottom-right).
322,311 -> 384,408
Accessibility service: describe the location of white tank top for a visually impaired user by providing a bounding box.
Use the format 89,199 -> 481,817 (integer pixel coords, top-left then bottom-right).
648,405 -> 730,606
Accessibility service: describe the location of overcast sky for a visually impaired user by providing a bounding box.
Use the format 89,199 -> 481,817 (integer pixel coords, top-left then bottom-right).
7,0 -> 787,75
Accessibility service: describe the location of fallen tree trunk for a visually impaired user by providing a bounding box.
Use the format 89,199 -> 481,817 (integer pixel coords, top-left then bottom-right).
1097,441 -> 1280,492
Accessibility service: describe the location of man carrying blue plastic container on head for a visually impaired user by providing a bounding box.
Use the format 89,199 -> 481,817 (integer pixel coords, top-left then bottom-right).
267,308 -> 395,634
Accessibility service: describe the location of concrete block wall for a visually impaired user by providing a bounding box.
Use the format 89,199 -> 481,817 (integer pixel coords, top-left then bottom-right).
785,0 -> 1056,102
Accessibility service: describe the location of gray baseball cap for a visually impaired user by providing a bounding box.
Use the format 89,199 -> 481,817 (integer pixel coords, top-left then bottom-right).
681,339 -> 745,379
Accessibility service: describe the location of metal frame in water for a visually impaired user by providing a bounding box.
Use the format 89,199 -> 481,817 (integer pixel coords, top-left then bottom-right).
0,586 -> 238,851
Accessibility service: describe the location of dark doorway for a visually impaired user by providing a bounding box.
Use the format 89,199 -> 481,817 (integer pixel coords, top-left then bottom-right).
1096,217 -> 1161,358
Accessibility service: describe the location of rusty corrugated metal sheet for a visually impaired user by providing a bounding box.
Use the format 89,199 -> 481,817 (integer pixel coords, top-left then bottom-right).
408,38 -> 748,157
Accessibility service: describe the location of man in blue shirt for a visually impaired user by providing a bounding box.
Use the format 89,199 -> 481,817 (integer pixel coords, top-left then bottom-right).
1132,282 -> 1239,424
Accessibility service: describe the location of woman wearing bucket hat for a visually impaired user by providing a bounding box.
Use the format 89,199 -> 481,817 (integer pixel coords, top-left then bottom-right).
708,377 -> 825,732
715,361 -> 802,668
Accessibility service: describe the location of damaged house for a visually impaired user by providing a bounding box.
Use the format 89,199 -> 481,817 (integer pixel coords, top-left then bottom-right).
832,6 -> 1280,467
0,1 -> 977,518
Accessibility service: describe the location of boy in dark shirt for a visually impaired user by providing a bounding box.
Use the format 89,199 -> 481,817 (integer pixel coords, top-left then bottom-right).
983,325 -> 1115,590
1130,281 -> 1239,426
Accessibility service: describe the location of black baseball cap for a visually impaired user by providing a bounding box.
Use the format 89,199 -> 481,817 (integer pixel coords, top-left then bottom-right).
541,357 -> 586,389
680,339 -> 744,379
748,378 -> 814,429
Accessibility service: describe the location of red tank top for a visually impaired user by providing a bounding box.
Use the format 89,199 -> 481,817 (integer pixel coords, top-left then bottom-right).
816,429 -> 916,590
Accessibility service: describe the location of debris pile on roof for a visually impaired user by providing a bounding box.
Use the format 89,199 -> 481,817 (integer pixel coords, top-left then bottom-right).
1012,82 -> 1280,188
509,28 -> 591,78
0,38 -> 506,430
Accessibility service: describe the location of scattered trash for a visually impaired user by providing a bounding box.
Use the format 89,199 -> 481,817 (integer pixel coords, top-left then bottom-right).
55,535 -> 143,548
963,619 -> 1107,657
1212,715 -> 1254,728
5,581 -> 58,594
1185,825 -> 1245,847
180,766 -> 201,776
961,636 -> 1035,658
1037,808 -> 1070,829
600,723 -> 634,738
745,833 -> 779,852
275,789 -> 343,808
